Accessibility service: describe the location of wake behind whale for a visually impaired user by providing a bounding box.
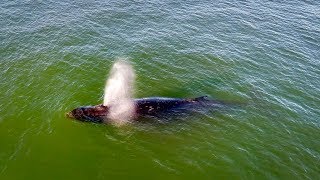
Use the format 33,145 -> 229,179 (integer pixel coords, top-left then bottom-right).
67,59 -> 225,125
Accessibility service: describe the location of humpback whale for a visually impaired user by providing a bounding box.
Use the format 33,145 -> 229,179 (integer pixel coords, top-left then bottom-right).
66,60 -> 224,124
66,96 -> 219,123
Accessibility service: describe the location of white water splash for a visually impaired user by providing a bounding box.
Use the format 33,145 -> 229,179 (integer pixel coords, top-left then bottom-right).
103,59 -> 136,124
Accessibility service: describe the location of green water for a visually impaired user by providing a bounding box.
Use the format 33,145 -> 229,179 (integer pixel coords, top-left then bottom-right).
1,0 -> 319,179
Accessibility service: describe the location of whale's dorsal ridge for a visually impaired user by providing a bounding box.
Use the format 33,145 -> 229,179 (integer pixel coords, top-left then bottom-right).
194,96 -> 209,101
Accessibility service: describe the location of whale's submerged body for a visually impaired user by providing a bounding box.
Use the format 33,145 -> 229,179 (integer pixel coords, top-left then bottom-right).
67,96 -> 221,123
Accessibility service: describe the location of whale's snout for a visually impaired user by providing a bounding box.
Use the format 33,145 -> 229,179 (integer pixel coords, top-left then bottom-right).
66,111 -> 74,119
66,105 -> 108,123
66,107 -> 84,120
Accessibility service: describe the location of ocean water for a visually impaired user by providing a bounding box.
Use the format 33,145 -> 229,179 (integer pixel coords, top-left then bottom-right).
0,0 -> 319,179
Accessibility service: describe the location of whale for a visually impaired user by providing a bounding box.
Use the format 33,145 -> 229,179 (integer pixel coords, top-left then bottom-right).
66,96 -> 222,123
66,60 -> 227,124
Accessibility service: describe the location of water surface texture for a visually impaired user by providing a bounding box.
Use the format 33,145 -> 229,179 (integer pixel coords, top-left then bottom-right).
1,0 -> 319,179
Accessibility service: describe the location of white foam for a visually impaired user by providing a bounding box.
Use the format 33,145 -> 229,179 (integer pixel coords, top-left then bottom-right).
103,59 -> 136,124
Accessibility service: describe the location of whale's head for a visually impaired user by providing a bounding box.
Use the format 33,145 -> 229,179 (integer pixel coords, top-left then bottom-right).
66,104 -> 109,123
